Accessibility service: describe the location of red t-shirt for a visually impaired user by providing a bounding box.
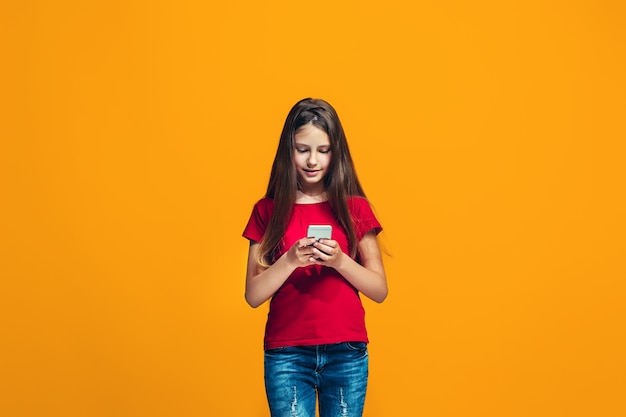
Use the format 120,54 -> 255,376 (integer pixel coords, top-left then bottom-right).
243,197 -> 382,349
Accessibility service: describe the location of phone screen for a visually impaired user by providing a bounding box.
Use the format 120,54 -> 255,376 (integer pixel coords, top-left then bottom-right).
307,225 -> 332,240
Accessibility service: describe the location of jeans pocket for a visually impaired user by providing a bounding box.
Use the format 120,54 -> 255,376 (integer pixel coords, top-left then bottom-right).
265,346 -> 286,352
345,341 -> 368,351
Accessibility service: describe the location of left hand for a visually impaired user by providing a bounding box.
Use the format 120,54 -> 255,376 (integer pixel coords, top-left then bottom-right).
310,239 -> 343,267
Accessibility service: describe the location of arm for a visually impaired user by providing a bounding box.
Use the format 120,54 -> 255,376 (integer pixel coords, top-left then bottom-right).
311,231 -> 388,303
244,237 -> 318,308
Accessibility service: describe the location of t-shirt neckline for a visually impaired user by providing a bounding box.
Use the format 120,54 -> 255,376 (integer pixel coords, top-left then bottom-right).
294,200 -> 329,206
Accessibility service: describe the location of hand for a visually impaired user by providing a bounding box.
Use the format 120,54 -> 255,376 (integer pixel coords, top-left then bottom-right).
286,237 -> 318,267
311,239 -> 343,267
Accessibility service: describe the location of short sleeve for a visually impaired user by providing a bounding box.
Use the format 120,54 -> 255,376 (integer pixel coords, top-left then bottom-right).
349,197 -> 382,241
242,198 -> 274,243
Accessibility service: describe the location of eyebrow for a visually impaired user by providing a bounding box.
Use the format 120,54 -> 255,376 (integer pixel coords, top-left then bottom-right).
294,143 -> 330,148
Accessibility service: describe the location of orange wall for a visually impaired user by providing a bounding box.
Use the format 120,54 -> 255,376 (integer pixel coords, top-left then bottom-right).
1,1 -> 625,416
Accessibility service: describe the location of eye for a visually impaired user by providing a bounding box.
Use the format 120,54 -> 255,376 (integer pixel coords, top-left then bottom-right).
296,148 -> 308,153
319,148 -> 331,154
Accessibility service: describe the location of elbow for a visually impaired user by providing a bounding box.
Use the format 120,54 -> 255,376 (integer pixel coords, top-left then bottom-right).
245,291 -> 265,308
245,293 -> 260,308
372,290 -> 388,304
372,282 -> 389,303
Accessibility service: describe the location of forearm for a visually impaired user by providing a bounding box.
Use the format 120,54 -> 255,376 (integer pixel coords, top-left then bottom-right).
245,254 -> 297,308
334,252 -> 388,303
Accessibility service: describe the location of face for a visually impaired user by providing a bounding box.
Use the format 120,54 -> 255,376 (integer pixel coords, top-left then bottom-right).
293,123 -> 332,193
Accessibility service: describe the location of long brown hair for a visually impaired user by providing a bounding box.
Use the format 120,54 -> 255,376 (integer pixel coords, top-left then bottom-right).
257,98 -> 367,267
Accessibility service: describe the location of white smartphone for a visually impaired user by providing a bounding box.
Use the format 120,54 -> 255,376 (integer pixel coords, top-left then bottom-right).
307,225 -> 332,241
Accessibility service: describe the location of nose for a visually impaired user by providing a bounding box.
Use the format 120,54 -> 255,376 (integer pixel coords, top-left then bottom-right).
307,152 -> 317,167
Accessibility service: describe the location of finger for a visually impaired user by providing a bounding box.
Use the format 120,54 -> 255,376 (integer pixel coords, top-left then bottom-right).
313,248 -> 330,260
299,247 -> 314,258
299,238 -> 314,248
320,239 -> 338,249
314,242 -> 333,256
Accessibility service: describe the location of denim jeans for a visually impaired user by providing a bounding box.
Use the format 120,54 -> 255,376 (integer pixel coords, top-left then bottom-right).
264,342 -> 368,417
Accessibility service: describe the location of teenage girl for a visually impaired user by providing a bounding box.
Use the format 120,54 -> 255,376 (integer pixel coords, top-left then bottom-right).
242,98 -> 388,417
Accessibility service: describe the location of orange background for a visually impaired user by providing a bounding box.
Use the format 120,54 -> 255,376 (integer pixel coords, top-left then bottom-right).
1,1 -> 625,416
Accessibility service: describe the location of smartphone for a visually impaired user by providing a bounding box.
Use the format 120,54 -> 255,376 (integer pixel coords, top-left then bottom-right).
307,225 -> 332,241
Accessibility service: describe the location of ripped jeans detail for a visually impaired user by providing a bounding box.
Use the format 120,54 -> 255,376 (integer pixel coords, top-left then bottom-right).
264,343 -> 368,417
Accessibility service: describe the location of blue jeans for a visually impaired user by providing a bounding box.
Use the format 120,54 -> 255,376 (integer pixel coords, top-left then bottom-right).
264,342 -> 368,417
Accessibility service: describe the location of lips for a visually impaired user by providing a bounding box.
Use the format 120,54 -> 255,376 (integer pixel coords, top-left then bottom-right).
304,169 -> 321,177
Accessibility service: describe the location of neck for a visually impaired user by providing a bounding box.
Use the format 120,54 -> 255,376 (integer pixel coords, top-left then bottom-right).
296,189 -> 328,203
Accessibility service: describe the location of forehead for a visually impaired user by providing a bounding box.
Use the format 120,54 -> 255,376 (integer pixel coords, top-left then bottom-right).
294,124 -> 330,145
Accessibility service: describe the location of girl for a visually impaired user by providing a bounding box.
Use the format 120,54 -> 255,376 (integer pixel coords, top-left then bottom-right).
242,98 -> 388,417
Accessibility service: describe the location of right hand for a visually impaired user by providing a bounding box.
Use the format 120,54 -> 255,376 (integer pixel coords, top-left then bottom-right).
286,237 -> 318,267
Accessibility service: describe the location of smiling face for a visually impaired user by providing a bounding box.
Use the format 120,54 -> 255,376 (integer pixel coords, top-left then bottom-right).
293,123 -> 332,195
